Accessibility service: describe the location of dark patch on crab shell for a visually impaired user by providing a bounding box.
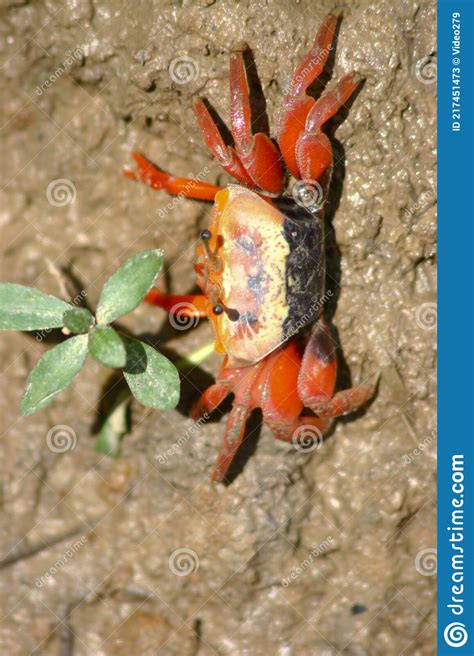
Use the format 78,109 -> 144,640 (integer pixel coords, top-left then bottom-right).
273,196 -> 326,340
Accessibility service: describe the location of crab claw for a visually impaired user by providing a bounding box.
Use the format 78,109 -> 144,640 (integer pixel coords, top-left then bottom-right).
229,47 -> 284,194
193,98 -> 256,188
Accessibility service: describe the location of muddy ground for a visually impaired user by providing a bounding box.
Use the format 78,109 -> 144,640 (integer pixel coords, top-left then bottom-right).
0,0 -> 436,654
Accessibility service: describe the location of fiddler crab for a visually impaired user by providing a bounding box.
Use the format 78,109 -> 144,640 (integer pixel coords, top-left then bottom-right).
125,11 -> 376,482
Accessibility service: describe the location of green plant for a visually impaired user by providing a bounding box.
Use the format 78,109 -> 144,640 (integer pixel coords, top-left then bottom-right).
0,250 -> 180,418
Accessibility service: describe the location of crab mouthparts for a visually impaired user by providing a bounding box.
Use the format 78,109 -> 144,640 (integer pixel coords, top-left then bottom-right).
201,230 -> 240,322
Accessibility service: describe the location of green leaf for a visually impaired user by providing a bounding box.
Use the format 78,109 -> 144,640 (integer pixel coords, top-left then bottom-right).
122,336 -> 179,410
21,334 -> 89,416
89,326 -> 126,368
95,250 -> 164,325
0,283 -> 71,331
94,389 -> 131,457
63,307 -> 94,334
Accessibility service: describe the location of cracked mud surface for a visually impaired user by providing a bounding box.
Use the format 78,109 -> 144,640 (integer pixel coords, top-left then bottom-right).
0,1 -> 436,654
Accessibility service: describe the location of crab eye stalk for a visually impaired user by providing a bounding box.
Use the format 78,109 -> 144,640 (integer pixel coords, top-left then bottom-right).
200,229 -> 215,259
212,302 -> 240,322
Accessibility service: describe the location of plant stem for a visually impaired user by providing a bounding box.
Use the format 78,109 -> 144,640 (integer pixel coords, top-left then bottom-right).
176,341 -> 215,371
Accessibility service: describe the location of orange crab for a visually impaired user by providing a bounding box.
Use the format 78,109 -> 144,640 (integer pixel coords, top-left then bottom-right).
126,11 -> 375,482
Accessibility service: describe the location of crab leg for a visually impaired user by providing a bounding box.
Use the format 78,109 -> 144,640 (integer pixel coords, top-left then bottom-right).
229,48 -> 284,194
125,152 -> 222,201
277,10 -> 340,177
211,404 -> 252,482
190,381 -> 231,418
193,98 -> 256,188
308,384 -> 375,418
145,290 -> 208,317
271,416 -> 331,443
298,319 -> 375,418
203,358 -> 266,482
296,72 -> 362,181
257,339 -> 331,441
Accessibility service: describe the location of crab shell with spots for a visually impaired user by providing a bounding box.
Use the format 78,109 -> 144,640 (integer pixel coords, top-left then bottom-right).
194,185 -> 326,367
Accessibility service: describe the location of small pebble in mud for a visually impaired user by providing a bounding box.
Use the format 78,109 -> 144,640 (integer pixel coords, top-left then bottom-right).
351,603 -> 368,615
